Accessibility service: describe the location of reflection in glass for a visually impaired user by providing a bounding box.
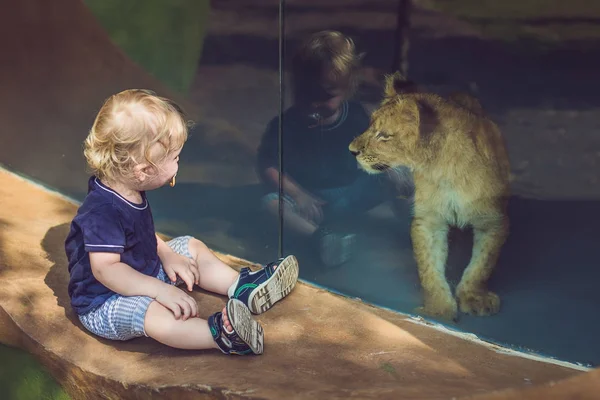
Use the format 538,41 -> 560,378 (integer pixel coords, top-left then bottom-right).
278,0 -> 600,367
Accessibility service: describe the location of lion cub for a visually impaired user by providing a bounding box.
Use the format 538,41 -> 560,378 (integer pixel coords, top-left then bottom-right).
349,72 -> 510,320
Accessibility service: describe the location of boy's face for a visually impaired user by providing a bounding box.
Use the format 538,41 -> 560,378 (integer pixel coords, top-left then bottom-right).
157,148 -> 181,188
136,146 -> 181,191
295,77 -> 349,121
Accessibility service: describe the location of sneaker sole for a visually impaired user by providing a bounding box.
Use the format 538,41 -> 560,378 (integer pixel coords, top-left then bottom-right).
248,255 -> 299,315
320,233 -> 356,267
227,299 -> 264,355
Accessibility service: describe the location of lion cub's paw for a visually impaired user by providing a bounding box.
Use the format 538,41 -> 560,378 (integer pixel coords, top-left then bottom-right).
457,289 -> 500,316
416,294 -> 458,322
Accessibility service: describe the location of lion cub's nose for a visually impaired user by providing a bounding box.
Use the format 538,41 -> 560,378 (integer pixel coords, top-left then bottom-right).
349,139 -> 361,156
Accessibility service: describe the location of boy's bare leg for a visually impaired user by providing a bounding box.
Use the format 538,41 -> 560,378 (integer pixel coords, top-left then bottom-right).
187,237 -> 284,295
265,198 -> 319,236
187,238 -> 242,295
144,302 -> 233,350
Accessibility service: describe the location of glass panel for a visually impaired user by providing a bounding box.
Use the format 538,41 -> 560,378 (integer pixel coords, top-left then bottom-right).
135,0 -> 282,264
278,0 -> 600,367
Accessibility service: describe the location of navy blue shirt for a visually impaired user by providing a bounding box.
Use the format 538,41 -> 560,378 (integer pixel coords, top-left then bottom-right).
256,100 -> 371,191
65,176 -> 160,315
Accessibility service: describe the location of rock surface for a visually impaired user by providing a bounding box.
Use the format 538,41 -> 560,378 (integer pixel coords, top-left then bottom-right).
467,368 -> 600,400
0,167 -> 591,400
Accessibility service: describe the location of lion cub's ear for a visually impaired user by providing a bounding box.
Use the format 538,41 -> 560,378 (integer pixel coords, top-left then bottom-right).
398,98 -> 421,126
384,71 -> 419,98
417,100 -> 438,141
399,98 -> 439,141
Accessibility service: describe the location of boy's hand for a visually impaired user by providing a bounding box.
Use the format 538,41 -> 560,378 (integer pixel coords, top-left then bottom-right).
294,191 -> 326,224
155,284 -> 199,320
162,252 -> 199,292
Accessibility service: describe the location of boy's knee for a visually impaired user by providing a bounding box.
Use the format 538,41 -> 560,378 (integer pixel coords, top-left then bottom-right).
144,301 -> 176,335
187,237 -> 209,254
261,193 -> 281,215
265,198 -> 280,214
264,196 -> 302,219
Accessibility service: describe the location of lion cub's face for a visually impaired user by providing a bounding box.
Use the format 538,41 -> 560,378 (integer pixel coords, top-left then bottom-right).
349,71 -> 433,174
349,96 -> 423,174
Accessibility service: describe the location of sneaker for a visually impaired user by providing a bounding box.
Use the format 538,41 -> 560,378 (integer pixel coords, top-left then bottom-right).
208,299 -> 264,355
314,227 -> 357,268
228,255 -> 299,314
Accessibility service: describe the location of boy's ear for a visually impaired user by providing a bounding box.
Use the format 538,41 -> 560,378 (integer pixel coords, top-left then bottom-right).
133,163 -> 153,182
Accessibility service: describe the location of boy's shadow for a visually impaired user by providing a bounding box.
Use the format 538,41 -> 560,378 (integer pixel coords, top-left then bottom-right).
41,223 -> 220,356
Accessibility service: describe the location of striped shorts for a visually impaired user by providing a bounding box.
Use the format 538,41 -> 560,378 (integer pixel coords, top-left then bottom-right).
78,236 -> 193,341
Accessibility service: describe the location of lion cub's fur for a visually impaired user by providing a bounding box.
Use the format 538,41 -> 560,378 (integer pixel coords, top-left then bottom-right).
349,72 -> 510,320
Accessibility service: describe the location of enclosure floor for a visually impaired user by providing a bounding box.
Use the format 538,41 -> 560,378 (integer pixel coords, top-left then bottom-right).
0,168 -> 589,399
291,194 -> 600,367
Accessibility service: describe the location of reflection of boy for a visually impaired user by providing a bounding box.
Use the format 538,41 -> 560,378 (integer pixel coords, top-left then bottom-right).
256,31 -> 412,266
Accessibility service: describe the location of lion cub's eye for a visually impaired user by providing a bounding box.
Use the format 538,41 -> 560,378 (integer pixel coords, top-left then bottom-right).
375,131 -> 391,140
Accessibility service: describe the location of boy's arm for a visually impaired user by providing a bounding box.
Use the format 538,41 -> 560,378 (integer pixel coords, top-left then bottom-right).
90,252 -> 199,320
155,234 -> 198,290
156,234 -> 175,259
263,166 -> 305,199
256,119 -> 286,187
263,166 -> 326,223
89,252 -> 166,298
257,118 -> 324,205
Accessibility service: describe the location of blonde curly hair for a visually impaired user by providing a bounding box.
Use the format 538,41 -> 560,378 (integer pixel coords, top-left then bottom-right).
83,89 -> 190,182
292,30 -> 364,99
